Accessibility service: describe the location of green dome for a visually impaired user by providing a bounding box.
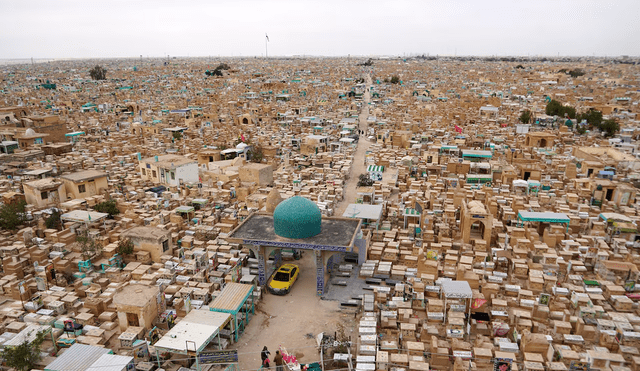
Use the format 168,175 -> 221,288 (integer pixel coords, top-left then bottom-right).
273,196 -> 321,239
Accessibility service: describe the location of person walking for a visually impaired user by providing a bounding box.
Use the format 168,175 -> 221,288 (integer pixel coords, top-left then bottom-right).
274,350 -> 284,371
261,346 -> 271,369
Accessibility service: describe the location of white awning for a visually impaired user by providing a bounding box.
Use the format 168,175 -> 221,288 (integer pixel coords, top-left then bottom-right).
175,206 -> 195,213
513,179 -> 528,187
342,204 -> 383,221
441,280 -> 473,299
61,210 -> 109,223
154,310 -> 231,353
471,163 -> 491,169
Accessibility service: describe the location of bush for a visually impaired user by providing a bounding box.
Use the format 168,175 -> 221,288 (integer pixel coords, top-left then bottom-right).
0,201 -> 27,230
172,131 -> 182,141
45,209 -> 62,230
390,75 -> 400,84
117,238 -> 134,255
248,143 -> 264,163
357,173 -> 374,187
94,200 -> 120,217
89,65 -> 107,80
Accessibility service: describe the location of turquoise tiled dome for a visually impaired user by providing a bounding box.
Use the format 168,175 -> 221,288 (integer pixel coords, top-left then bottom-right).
273,196 -> 321,239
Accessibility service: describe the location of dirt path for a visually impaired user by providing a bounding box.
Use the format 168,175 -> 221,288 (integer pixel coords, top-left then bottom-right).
231,74 -> 372,371
334,75 -> 373,216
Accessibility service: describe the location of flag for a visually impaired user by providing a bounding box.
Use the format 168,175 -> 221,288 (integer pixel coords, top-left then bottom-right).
455,125 -> 462,133
88,213 -> 92,222
471,298 -> 487,309
241,134 -> 245,142
265,33 -> 269,42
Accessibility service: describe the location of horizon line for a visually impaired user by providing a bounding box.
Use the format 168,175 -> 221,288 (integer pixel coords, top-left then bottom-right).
1,54 -> 638,62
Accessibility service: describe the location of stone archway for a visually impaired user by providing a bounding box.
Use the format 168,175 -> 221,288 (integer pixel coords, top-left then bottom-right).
470,221 -> 485,240
248,245 -> 282,286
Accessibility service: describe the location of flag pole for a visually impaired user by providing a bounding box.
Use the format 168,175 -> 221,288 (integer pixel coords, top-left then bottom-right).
265,33 -> 268,59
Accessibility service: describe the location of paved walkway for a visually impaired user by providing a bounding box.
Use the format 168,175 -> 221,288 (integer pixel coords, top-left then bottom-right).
335,74 -> 373,216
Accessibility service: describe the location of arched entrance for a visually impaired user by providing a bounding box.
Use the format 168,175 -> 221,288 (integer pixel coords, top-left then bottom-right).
470,221 -> 485,240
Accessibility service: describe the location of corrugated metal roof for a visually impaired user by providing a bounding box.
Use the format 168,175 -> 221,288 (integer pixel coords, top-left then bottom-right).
4,324 -> 50,347
85,354 -> 133,371
45,343 -> 112,371
209,283 -> 253,313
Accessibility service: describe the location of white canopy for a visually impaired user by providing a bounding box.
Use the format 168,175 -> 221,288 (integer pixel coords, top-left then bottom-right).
471,163 -> 491,169
61,210 -> 109,223
441,280 -> 473,299
342,204 -> 383,221
154,309 -> 231,353
512,179 -> 528,187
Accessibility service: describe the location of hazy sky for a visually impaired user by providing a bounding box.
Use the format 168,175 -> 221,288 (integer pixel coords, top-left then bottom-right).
2,0 -> 638,59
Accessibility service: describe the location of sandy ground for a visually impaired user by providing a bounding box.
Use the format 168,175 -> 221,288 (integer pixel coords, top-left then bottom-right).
334,75 -> 373,217
231,251 -> 358,371
231,75 -> 372,371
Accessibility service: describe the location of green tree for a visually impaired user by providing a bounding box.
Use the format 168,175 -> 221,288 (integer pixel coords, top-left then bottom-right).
0,201 -> 27,230
89,65 -> 107,80
577,108 -> 603,128
215,63 -> 230,71
390,75 -> 400,84
360,58 -> 373,67
77,229 -> 102,261
205,64 -> 229,77
576,125 -> 587,135
568,69 -> 585,78
93,200 -> 120,217
598,119 -> 620,138
1,329 -> 47,371
45,209 -> 62,230
117,238 -> 134,255
172,131 -> 182,141
519,110 -> 532,124
545,99 -> 576,119
248,143 -> 264,163
545,99 -> 564,116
